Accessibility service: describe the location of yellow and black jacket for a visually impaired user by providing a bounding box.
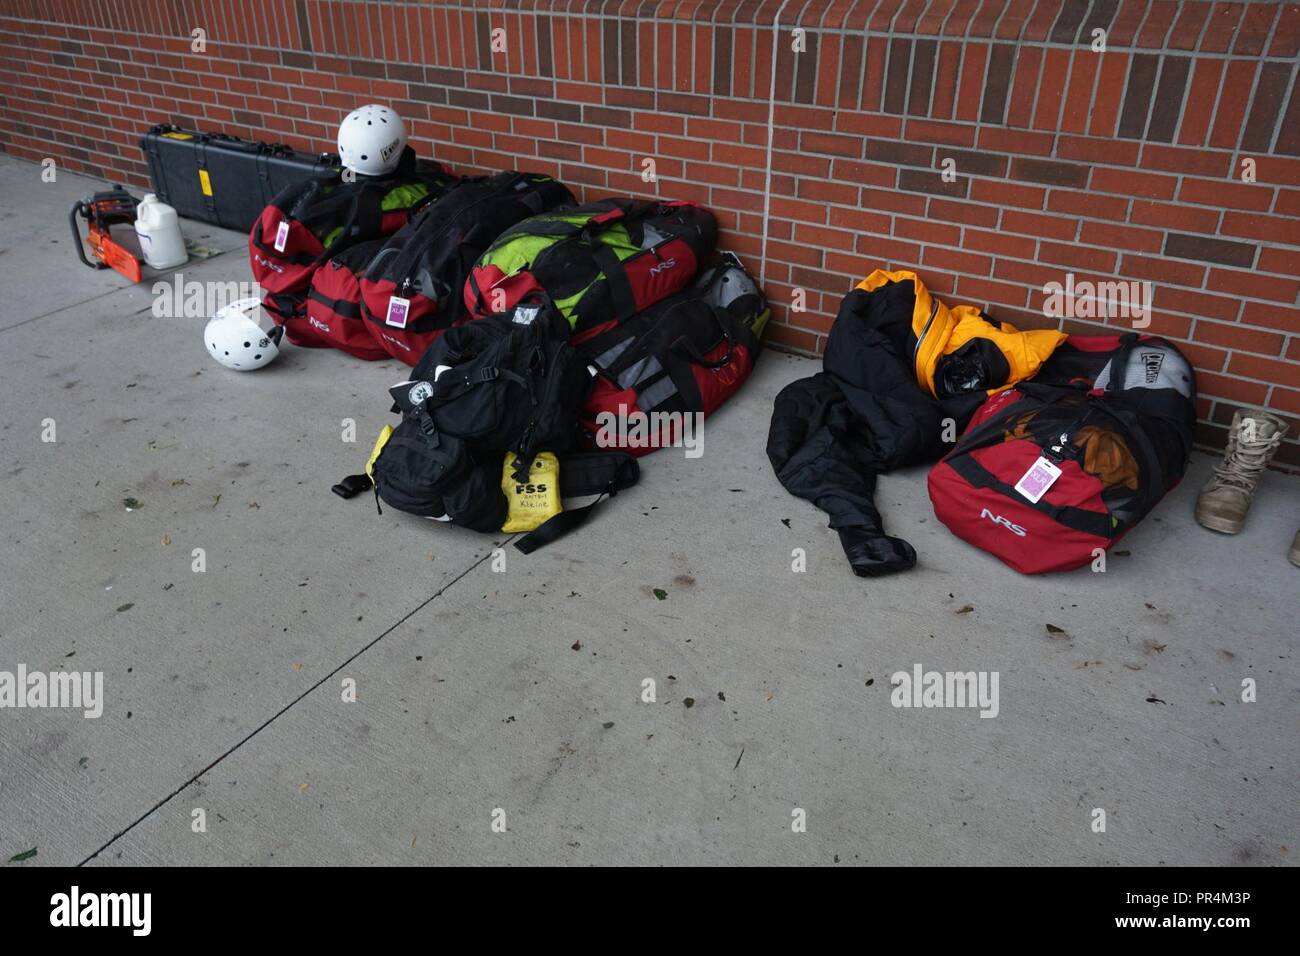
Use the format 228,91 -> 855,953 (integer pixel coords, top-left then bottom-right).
855,269 -> 1064,400
767,270 -> 1066,577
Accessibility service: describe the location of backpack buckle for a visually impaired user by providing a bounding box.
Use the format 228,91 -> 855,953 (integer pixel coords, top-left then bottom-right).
414,407 -> 439,444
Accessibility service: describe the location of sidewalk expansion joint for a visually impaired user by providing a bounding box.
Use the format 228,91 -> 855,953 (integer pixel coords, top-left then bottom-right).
76,542 -> 509,865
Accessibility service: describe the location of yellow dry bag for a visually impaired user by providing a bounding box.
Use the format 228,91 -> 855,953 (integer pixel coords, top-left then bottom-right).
501,452 -> 561,532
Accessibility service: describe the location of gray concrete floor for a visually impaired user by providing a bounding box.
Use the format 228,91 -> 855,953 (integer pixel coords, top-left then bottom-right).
1,154 -> 1297,866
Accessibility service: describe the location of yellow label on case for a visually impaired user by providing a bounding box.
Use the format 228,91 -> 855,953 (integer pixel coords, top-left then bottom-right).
198,168 -> 213,196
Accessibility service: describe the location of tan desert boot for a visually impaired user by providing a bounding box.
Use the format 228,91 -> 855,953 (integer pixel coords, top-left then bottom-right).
1195,408 -> 1288,533
1290,528 -> 1299,568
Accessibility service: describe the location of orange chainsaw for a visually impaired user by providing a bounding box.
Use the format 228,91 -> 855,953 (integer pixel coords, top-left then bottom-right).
69,186 -> 143,282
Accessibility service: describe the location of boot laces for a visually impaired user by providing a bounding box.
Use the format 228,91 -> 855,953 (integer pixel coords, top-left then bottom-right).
1210,428 -> 1282,491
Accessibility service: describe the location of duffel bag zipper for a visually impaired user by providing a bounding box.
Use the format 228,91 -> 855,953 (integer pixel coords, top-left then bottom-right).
911,299 -> 940,368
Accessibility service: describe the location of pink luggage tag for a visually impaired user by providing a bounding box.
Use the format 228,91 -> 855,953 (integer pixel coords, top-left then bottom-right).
385,295 -> 411,328
1014,456 -> 1062,504
273,219 -> 290,253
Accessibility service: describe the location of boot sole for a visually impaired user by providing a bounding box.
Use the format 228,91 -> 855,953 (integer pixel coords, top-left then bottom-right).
1196,512 -> 1245,535
1290,547 -> 1300,568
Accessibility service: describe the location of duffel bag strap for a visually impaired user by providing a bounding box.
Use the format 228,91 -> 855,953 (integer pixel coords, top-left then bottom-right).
262,292 -> 306,322
332,473 -> 372,498
1103,332 -> 1141,397
307,284 -> 363,319
301,180 -> 383,252
1086,401 -> 1167,514
591,244 -> 638,321
425,365 -> 522,408
332,424 -> 394,512
251,186 -> 326,267
331,470 -> 384,515
346,181 -> 386,241
557,451 -> 640,498
946,453 -> 1116,539
514,452 -> 640,554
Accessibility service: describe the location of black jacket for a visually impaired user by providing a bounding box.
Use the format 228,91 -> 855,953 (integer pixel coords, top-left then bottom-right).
767,283 -> 985,576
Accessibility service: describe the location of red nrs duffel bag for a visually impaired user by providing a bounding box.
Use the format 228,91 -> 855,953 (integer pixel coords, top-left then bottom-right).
249,155 -> 455,348
928,334 -> 1195,574
574,255 -> 770,456
464,198 -> 718,336
302,239 -> 389,360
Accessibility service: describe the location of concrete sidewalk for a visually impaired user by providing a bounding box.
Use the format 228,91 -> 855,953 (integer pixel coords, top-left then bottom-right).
1,154 -> 1296,866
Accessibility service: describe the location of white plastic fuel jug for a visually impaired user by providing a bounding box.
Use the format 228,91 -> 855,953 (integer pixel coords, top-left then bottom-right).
134,194 -> 188,270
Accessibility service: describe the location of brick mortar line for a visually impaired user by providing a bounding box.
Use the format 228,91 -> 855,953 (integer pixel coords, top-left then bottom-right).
9,58 -> 1299,178
762,289 -> 1297,352
1236,34 -> 1270,152
759,0 -> 794,285
9,32 -> 1296,160
1266,59 -> 1299,157
1164,50 -> 1195,146
1140,0 -> 1176,50
2,8 -> 1297,64
0,135 -> 1294,250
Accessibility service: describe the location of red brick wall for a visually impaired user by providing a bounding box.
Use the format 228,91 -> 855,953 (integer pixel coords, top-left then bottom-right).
2,0 -> 1298,466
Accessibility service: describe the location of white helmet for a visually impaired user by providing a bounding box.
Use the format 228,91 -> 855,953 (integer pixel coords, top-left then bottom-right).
204,298 -> 284,371
337,104 -> 407,176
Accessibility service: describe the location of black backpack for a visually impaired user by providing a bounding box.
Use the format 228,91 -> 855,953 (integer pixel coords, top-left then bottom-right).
410,308 -> 593,477
335,307 -> 638,548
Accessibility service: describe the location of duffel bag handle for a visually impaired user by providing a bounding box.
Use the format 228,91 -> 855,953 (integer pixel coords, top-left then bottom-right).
587,206 -> 629,227
669,304 -> 735,369
574,199 -> 654,241
672,330 -> 733,369
585,198 -> 655,229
